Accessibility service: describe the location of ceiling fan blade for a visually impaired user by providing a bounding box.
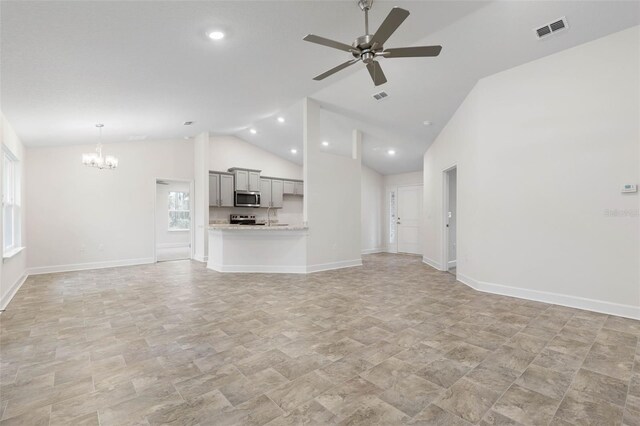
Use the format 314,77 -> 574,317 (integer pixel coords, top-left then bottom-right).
383,45 -> 442,58
370,7 -> 410,47
303,34 -> 355,53
366,61 -> 387,86
313,58 -> 360,81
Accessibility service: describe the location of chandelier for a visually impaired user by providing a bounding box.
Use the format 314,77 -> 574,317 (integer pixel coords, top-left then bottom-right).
82,124 -> 119,170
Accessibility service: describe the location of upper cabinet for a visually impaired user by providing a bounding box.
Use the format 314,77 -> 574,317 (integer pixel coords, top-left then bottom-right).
229,168 -> 261,192
283,180 -> 304,196
219,174 -> 234,207
209,173 -> 220,207
234,170 -> 248,191
259,178 -> 272,207
259,178 -> 283,208
211,167 -> 302,208
271,179 -> 284,208
283,181 -> 295,195
248,171 -> 260,192
209,172 -> 235,207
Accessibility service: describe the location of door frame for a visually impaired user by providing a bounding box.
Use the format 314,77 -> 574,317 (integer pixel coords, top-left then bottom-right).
442,165 -> 457,272
153,177 -> 195,263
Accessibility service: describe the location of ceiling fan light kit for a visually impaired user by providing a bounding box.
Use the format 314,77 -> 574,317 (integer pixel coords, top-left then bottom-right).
304,0 -> 442,86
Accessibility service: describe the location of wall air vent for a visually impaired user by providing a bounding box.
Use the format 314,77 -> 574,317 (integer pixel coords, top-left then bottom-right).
372,91 -> 389,101
535,17 -> 568,39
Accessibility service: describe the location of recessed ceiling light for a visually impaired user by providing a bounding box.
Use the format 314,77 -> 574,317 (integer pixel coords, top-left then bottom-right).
208,31 -> 225,40
387,149 -> 396,155
321,141 -> 329,147
290,148 -> 297,154
249,128 -> 257,134
423,120 -> 432,126
277,116 -> 285,123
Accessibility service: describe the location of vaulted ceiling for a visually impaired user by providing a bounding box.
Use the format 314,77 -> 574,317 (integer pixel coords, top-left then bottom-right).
1,1 -> 638,174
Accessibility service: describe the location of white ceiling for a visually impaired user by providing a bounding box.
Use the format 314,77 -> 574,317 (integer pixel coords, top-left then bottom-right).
1,1 -> 638,175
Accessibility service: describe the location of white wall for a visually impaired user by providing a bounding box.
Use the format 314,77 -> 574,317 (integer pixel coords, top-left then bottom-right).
209,135 -> 304,226
210,135 -> 302,180
423,26 -> 640,318
26,138 -> 194,273
193,132 -> 209,261
1,113 -> 27,309
383,171 -> 424,253
155,180 -> 191,249
361,165 -> 384,254
304,98 -> 362,271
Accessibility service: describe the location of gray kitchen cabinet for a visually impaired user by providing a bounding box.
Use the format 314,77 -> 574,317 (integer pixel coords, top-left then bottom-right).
209,172 -> 234,207
259,178 -> 284,208
248,171 -> 261,192
271,179 -> 284,208
294,181 -> 304,196
283,180 -> 295,195
234,170 -> 248,191
209,173 -> 220,207
260,178 -> 272,207
219,174 -> 234,207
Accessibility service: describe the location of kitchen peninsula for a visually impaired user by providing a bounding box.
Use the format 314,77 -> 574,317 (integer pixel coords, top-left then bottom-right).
207,224 -> 308,273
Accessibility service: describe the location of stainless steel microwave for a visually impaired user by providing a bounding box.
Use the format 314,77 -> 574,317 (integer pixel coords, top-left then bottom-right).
235,191 -> 261,207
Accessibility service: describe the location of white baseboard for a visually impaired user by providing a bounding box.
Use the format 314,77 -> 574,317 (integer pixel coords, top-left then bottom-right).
362,248 -> 384,255
193,255 -> 207,263
422,256 -> 444,271
456,273 -> 640,321
448,260 -> 457,268
28,257 -> 155,275
306,259 -> 363,273
207,263 -> 308,274
1,273 -> 28,311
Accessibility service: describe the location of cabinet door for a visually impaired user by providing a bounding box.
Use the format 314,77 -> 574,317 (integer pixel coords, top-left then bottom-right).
235,170 -> 248,191
208,174 -> 220,207
294,181 -> 304,196
219,174 -> 234,207
259,178 -> 272,207
283,180 -> 295,195
271,179 -> 284,208
248,171 -> 261,192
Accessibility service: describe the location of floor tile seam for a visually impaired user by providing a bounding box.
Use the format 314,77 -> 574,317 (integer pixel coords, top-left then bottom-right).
548,316 -> 608,423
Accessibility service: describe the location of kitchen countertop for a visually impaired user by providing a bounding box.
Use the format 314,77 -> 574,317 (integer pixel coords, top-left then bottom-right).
209,224 -> 308,231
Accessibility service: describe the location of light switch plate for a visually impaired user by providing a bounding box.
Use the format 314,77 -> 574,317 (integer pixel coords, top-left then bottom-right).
622,184 -> 637,193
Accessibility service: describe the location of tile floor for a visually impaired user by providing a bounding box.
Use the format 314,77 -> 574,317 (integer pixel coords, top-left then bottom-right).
1,254 -> 639,425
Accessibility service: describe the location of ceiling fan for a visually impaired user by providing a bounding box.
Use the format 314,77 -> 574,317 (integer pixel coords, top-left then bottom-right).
303,0 -> 442,86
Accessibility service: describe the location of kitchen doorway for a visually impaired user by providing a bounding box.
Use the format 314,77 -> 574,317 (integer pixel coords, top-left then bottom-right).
154,179 -> 194,262
443,167 -> 457,275
397,185 -> 423,255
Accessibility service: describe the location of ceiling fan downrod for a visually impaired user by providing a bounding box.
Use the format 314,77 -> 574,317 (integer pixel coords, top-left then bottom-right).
357,0 -> 374,34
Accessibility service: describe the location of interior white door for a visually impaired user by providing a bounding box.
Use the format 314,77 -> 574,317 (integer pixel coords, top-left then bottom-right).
397,185 -> 422,255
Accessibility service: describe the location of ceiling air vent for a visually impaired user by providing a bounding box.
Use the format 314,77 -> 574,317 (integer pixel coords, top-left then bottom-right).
535,17 -> 568,39
372,91 -> 389,101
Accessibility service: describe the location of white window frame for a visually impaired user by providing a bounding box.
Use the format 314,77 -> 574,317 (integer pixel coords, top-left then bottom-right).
168,191 -> 190,232
2,148 -> 22,258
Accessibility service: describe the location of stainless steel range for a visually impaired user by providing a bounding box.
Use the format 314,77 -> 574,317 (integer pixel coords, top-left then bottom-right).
229,214 -> 263,225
